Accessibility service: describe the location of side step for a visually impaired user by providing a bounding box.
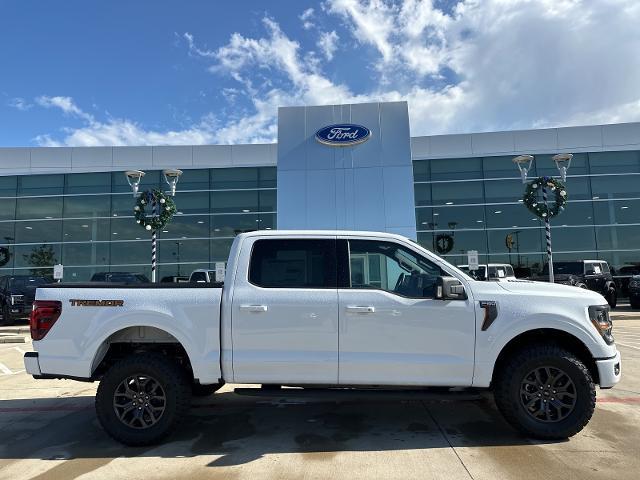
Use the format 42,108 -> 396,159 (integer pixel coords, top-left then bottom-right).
233,387 -> 483,401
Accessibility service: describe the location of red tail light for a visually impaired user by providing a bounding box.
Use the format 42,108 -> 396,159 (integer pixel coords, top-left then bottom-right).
30,300 -> 62,341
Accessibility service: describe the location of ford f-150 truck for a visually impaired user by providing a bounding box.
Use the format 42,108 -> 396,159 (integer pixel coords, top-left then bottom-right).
24,231 -> 621,446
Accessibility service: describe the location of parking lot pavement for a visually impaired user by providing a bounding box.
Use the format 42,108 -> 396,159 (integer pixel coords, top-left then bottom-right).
0,321 -> 639,480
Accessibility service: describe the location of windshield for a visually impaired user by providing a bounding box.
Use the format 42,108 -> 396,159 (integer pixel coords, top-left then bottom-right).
9,277 -> 50,289
543,262 -> 582,275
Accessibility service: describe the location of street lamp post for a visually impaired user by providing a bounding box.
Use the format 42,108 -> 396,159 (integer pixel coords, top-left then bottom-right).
513,154 -> 572,283
125,169 -> 182,282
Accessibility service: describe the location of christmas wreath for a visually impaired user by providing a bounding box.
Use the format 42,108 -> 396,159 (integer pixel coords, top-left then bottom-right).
0,246 -> 10,267
133,189 -> 177,231
523,176 -> 568,219
435,233 -> 454,254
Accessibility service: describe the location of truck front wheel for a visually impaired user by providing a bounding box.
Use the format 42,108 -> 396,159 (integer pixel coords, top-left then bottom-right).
494,345 -> 595,439
95,353 -> 191,446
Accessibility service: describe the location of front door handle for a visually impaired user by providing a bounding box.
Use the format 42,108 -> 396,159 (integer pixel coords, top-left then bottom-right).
239,304 -> 268,312
346,305 -> 375,314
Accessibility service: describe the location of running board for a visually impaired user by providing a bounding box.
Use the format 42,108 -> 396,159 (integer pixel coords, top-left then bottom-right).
233,387 -> 482,401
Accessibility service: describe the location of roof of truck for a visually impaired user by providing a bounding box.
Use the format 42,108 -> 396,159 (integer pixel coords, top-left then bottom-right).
237,230 -> 412,240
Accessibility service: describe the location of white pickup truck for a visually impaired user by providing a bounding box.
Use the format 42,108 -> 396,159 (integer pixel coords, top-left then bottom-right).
24,230 -> 621,446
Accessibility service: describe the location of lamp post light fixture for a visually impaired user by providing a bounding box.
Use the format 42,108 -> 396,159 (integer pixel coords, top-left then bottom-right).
552,153 -> 573,182
512,155 -> 533,184
163,169 -> 183,196
125,170 -> 146,197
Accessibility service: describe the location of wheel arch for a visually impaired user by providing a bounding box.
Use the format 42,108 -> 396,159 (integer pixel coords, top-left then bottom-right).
90,325 -> 195,381
491,328 -> 599,386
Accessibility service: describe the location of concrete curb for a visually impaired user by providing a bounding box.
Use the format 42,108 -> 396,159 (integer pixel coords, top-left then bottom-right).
0,335 -> 26,343
0,327 -> 30,334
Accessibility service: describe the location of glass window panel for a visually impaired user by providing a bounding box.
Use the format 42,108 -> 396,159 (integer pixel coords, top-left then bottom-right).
211,238 -> 234,262
485,253 -> 546,278
0,222 -> 16,246
259,190 -> 276,212
482,155 -> 522,180
596,225 -> 640,251
259,167 -> 277,188
110,218 -> 146,241
159,239 -> 210,264
211,190 -> 259,214
111,194 -> 135,217
553,202 -> 595,226
212,214 -> 262,237
65,172 -> 111,194
159,215 -> 209,239
483,178 -> 526,203
535,153 -> 589,177
552,226 -> 597,252
62,266 -> 101,282
210,168 -> 258,190
63,219 -> 111,242
174,169 -> 209,191
0,175 -> 17,194
414,183 -> 431,206
589,151 -> 640,175
61,242 -> 109,267
170,192 -> 209,215
598,251 -> 640,279
592,199 -> 640,225
18,174 -> 64,196
485,204 -> 538,229
13,243 -> 61,272
436,252 -> 490,268
14,220 -> 62,243
487,229 -> 543,256
418,230 -> 488,256
109,240 -> 149,266
590,175 -> 640,200
413,161 -> 430,182
63,195 -> 111,218
0,198 -> 16,221
431,181 -> 483,205
16,197 -> 63,220
0,244 -> 15,269
430,157 -> 483,181
428,205 -> 486,230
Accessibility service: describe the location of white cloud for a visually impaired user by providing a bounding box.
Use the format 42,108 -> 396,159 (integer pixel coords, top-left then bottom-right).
8,97 -> 32,111
317,30 -> 339,61
299,8 -> 315,30
35,95 -> 94,122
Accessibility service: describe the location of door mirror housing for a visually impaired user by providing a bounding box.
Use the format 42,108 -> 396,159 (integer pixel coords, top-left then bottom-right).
436,276 -> 467,300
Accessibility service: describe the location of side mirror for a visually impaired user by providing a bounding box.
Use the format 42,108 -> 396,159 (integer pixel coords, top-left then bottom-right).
436,276 -> 467,300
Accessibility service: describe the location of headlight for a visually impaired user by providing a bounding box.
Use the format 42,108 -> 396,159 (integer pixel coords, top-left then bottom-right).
588,305 -> 614,345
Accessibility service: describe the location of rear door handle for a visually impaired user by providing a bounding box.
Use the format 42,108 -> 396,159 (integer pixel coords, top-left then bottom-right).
239,304 -> 268,312
346,305 -> 375,313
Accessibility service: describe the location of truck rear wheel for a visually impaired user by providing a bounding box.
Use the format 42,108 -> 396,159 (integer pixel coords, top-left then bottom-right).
95,353 -> 191,446
494,345 -> 595,439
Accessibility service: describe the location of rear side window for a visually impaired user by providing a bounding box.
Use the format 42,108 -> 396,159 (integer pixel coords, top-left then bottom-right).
190,272 -> 207,282
249,239 -> 337,288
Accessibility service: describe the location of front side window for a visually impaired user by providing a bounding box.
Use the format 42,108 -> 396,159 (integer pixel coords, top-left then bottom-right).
348,240 -> 444,298
249,239 -> 337,288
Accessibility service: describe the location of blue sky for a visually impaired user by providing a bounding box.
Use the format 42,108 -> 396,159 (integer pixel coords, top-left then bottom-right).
1,0 -> 639,147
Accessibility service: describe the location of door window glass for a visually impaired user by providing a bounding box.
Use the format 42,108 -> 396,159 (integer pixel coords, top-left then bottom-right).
249,239 -> 337,288
348,240 -> 444,298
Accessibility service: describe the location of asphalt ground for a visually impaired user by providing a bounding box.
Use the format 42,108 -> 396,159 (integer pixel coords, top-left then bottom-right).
0,316 -> 639,480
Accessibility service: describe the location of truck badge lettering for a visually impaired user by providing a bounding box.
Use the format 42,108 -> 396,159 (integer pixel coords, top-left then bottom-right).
69,299 -> 124,307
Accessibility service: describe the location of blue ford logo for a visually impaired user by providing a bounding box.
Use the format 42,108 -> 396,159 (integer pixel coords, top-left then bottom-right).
315,124 -> 371,147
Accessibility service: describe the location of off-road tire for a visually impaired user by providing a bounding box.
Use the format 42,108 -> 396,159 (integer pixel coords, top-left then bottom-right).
96,353 -> 191,446
494,344 -> 595,439
191,382 -> 223,397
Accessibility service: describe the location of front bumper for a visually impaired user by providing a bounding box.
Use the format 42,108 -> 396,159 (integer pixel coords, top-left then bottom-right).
596,349 -> 621,388
24,351 -> 42,376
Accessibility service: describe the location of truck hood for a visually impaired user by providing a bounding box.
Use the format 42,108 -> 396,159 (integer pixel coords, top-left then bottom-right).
495,279 -> 606,304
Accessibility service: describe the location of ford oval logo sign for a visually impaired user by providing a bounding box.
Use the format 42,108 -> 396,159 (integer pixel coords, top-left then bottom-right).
315,124 -> 371,147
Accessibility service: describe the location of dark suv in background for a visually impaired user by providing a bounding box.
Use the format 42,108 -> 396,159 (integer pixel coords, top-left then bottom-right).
0,275 -> 52,325
530,260 -> 617,308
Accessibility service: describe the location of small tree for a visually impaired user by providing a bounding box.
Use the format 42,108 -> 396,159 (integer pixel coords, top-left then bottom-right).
23,244 -> 57,277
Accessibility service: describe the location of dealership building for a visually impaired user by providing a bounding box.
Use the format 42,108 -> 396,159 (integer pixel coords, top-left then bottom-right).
0,101 -> 639,283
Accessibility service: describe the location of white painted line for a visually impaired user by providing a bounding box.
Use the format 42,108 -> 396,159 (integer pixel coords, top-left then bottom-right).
616,342 -> 640,351
0,362 -> 13,375
13,346 -> 26,355
11,369 -> 25,375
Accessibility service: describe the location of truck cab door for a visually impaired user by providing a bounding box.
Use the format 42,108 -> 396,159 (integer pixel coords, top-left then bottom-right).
337,239 -> 476,386
230,237 -> 339,384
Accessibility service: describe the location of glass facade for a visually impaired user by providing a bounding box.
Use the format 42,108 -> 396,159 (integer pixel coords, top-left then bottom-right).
413,150 -> 640,284
0,167 -> 276,281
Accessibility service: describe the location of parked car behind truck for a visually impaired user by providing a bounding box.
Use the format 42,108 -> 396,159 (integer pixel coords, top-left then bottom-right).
24,230 -> 621,445
0,275 -> 52,325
